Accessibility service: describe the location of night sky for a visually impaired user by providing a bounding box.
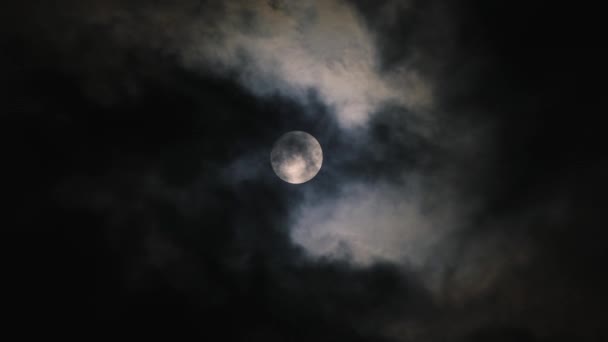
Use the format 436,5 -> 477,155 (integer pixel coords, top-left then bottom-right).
2,1 -> 607,341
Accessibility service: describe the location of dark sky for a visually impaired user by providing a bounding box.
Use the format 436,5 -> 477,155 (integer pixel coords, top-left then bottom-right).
2,1 -> 607,341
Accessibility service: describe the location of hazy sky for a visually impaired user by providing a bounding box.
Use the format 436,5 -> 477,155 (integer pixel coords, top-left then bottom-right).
2,1 -> 606,341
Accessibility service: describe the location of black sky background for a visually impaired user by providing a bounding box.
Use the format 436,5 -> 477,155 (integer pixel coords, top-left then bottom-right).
2,1 -> 607,341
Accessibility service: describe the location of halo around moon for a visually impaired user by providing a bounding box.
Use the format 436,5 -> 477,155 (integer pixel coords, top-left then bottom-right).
271,131 -> 323,184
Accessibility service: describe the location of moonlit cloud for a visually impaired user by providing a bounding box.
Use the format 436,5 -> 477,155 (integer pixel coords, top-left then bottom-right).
47,0 -> 433,128
180,0 -> 433,128
290,180 -> 459,266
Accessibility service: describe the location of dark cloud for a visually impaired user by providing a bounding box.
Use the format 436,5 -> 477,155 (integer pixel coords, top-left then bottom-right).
349,0 -> 607,340
2,0 -> 607,341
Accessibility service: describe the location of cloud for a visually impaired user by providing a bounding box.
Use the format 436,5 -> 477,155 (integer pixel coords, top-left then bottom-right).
177,0 -> 433,128
290,179 -> 459,266
2,0 -> 433,128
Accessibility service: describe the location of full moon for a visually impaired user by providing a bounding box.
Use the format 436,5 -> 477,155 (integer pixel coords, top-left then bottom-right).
271,131 -> 323,184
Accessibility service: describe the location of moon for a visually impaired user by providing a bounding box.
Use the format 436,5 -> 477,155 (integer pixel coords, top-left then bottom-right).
271,131 -> 323,184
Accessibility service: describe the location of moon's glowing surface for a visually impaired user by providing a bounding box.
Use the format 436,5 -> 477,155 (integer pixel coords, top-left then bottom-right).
271,131 -> 323,184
